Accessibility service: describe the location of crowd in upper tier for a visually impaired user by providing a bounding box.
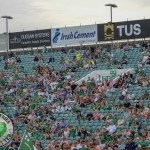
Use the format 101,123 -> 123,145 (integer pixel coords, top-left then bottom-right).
0,41 -> 150,150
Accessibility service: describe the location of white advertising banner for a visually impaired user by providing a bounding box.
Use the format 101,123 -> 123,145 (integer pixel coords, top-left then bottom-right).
0,34 -> 7,51
51,25 -> 97,47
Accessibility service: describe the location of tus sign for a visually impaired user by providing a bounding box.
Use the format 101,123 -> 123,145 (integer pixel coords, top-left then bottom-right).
98,19 -> 150,41
51,25 -> 97,46
0,113 -> 13,149
117,24 -> 141,37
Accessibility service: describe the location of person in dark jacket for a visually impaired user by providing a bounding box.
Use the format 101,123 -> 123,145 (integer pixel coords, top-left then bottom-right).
125,138 -> 137,150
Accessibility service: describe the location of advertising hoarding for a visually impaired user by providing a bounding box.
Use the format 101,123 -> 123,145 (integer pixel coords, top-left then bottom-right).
98,19 -> 150,41
9,29 -> 51,49
51,25 -> 97,47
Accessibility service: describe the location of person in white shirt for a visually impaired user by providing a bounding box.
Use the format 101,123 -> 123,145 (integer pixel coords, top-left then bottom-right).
80,140 -> 88,149
106,122 -> 117,134
8,76 -> 13,83
127,91 -> 135,100
64,98 -> 75,105
9,87 -> 15,94
97,75 -> 102,86
60,104 -> 65,112
71,141 -> 82,150
38,89 -> 45,96
55,104 -> 61,112
28,112 -> 35,121
63,127 -> 70,138
50,82 -> 57,89
94,91 -> 99,102
47,92 -> 56,102
66,72 -> 72,80
83,62 -> 89,70
122,87 -> 128,96
65,105 -> 72,111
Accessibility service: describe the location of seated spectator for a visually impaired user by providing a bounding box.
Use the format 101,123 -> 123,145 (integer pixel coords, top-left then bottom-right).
119,92 -> 125,100
47,55 -> 55,63
125,137 -> 137,150
76,110 -> 83,120
86,112 -> 93,121
138,136 -> 149,149
93,110 -> 101,120
117,117 -> 124,126
121,58 -> 128,65
141,78 -> 149,87
78,128 -> 89,139
16,56 -> 21,63
65,57 -> 70,65
60,137 -> 69,145
63,127 -> 70,138
39,54 -> 44,63
124,99 -> 131,109
117,139 -> 125,150
68,47 -> 75,53
122,53 -> 127,59
83,61 -> 90,70
118,64 -> 123,69
71,141 -> 81,150
127,91 -> 135,100
60,56 -> 65,64
61,47 -> 66,54
106,122 -> 117,134
123,128 -> 131,137
33,56 -> 39,62
4,60 -> 8,69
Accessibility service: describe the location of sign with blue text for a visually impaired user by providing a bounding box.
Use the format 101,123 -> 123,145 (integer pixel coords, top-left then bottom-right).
51,25 -> 97,47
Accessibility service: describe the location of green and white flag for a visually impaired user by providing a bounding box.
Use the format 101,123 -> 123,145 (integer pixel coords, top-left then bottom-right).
19,130 -> 37,150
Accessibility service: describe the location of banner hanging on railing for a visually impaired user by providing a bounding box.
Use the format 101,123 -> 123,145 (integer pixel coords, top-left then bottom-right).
9,29 -> 51,49
0,34 -> 7,51
98,19 -> 150,41
51,25 -> 97,47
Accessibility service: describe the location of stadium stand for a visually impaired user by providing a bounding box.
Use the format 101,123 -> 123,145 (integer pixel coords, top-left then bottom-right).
0,42 -> 150,150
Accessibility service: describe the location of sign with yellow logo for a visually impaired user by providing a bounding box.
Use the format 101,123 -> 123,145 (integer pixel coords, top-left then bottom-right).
104,23 -> 114,40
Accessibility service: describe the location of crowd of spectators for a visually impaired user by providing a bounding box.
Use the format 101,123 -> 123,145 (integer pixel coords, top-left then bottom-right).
0,42 -> 150,150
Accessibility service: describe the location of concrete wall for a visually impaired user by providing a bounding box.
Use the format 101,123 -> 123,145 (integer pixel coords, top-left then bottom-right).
76,68 -> 135,85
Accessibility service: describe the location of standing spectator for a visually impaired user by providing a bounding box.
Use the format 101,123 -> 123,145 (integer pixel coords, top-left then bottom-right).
76,51 -> 81,62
